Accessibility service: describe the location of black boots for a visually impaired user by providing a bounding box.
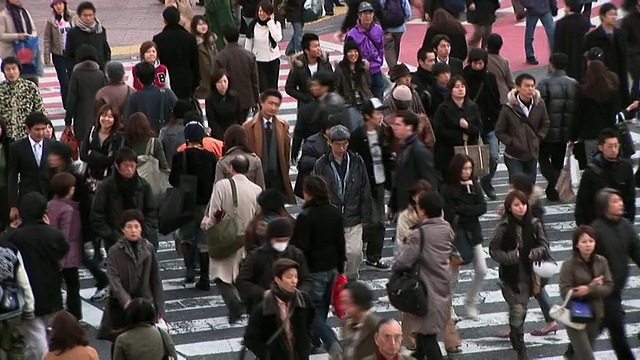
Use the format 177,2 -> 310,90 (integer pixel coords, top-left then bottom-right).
195,252 -> 210,291
181,242 -> 195,283
509,326 -> 529,360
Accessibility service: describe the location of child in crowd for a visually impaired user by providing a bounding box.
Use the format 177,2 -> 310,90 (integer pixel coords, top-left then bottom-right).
47,172 -> 83,322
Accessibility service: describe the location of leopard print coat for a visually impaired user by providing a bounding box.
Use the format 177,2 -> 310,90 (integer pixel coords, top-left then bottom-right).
0,78 -> 46,140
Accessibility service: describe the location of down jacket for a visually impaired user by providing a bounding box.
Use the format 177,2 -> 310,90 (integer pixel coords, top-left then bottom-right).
495,89 -> 550,161
285,51 -> 333,106
536,70 -> 579,143
312,150 -> 372,228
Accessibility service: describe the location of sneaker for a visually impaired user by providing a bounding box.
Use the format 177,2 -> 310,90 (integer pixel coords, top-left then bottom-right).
366,259 -> 391,271
90,287 -> 109,302
482,184 -> 497,200
465,305 -> 480,320
378,295 -> 390,303
526,57 -> 539,65
451,307 -> 459,322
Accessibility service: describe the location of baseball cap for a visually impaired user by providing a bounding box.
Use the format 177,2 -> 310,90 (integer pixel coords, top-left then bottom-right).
362,98 -> 388,115
358,2 -> 374,12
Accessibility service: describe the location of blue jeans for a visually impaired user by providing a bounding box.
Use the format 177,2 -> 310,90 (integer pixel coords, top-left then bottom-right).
309,270 -> 338,351
504,156 -> 537,184
286,22 -> 304,56
524,12 -> 554,59
370,71 -> 385,100
52,54 -> 69,109
480,131 -> 499,189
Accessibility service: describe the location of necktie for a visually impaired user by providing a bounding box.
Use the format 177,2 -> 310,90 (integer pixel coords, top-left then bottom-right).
34,143 -> 41,166
265,121 -> 272,148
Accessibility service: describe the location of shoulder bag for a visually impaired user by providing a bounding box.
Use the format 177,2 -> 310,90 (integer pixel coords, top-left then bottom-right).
157,327 -> 175,360
549,289 -> 587,330
451,216 -> 474,265
453,94 -> 490,176
159,151 -> 198,235
205,178 -> 245,259
137,138 -> 170,203
386,229 -> 429,316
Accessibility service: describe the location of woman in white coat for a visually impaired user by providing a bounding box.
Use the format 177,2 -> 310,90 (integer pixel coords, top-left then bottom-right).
202,154 -> 262,323
244,0 -> 282,93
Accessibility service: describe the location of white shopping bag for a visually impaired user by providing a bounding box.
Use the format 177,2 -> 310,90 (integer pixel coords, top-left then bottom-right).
569,150 -> 580,189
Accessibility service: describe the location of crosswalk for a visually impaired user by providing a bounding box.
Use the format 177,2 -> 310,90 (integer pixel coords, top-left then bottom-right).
33,41 -> 640,359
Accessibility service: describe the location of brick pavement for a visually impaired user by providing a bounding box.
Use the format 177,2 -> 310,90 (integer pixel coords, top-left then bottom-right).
5,0 -> 204,54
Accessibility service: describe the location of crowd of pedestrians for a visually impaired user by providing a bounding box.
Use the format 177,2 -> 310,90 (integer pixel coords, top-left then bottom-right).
0,0 -> 639,359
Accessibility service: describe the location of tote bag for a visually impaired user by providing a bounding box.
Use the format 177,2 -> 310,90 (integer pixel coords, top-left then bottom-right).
13,35 -> 39,74
454,139 -> 490,177
549,289 -> 587,330
137,138 -> 170,203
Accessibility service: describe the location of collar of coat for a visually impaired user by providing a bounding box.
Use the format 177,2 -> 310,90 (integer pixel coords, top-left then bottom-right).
115,237 -> 153,262
506,88 -> 542,108
73,60 -> 100,72
262,289 -> 308,316
248,112 -> 287,128
290,51 -> 330,69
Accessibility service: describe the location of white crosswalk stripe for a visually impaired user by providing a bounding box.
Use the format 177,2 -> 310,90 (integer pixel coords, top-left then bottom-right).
38,42 -> 640,359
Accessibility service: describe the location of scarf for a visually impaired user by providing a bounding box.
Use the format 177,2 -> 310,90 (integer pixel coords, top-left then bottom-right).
76,17 -> 103,34
114,171 -> 139,209
500,212 -> 536,292
270,282 -> 295,357
246,18 -> 277,49
5,3 -> 32,34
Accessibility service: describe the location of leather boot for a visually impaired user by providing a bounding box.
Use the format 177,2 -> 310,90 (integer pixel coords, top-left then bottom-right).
195,252 -> 210,291
180,242 -> 195,283
509,326 -> 528,360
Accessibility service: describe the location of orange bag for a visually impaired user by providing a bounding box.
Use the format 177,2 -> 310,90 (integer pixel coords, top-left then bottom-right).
331,273 -> 348,319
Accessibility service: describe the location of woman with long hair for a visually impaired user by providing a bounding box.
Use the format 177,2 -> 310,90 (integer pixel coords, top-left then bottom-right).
113,298 -> 177,360
245,0 -> 283,92
205,69 -> 244,140
334,39 -> 373,111
433,76 -> 482,177
79,104 -> 124,191
214,124 -> 265,188
490,190 -> 549,360
244,189 -> 295,252
571,60 -> 639,162
43,310 -> 98,360
43,0 -> 76,109
190,15 -> 218,99
124,112 -> 169,171
97,211 -> 165,356
442,153 -> 487,321
421,9 -> 468,61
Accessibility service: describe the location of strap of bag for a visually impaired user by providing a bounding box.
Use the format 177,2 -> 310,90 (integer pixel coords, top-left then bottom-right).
562,289 -> 573,308
472,83 -> 484,103
230,178 -> 238,209
411,228 -> 425,273
157,327 -> 170,357
159,89 -> 167,125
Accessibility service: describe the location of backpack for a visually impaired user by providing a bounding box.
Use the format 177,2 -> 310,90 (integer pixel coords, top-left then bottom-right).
442,0 -> 466,14
380,0 -> 405,29
0,246 -> 24,321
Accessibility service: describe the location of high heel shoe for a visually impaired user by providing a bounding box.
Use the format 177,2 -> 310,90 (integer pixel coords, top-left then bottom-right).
530,323 -> 559,336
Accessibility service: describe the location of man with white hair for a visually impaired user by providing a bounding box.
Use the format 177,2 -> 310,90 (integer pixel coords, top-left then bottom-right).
363,318 -> 413,360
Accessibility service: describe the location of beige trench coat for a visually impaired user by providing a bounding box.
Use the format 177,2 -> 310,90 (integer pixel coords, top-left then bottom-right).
203,174 -> 262,284
392,217 -> 453,336
0,8 -> 37,59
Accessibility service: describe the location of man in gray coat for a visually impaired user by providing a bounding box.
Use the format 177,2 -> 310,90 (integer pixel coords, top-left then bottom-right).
392,191 -> 452,359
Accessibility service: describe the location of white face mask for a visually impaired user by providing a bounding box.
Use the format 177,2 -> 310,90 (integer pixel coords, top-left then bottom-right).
272,241 -> 288,252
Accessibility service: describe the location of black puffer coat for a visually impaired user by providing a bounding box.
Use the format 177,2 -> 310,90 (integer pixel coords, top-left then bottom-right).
536,70 -> 579,143
312,150 -> 372,228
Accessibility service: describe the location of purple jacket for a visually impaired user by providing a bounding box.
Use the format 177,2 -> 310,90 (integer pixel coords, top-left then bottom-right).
48,198 -> 83,269
346,21 -> 385,74
520,0 -> 557,15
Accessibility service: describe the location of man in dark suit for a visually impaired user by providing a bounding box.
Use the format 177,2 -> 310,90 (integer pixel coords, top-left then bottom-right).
214,25 -> 260,118
8,112 -> 52,221
432,34 -> 463,76
153,6 -> 200,101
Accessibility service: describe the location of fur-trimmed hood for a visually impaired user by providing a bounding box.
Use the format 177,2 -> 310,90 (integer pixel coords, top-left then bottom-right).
506,88 -> 542,107
73,60 -> 100,71
289,51 -> 330,68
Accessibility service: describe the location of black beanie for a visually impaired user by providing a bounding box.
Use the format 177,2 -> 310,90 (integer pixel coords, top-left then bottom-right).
19,192 -> 48,222
343,39 -> 360,54
267,217 -> 293,239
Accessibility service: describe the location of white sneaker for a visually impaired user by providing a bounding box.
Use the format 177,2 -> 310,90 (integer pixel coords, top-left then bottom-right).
451,307 -> 459,322
378,295 -> 390,303
465,305 -> 480,320
90,287 -> 109,302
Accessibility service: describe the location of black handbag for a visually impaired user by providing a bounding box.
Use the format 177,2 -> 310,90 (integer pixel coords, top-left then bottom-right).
452,217 -> 474,265
0,282 -> 21,313
386,229 -> 429,316
159,151 -> 198,235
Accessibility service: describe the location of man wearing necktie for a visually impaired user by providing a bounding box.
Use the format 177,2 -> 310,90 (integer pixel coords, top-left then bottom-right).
8,112 -> 53,221
243,89 -> 297,204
